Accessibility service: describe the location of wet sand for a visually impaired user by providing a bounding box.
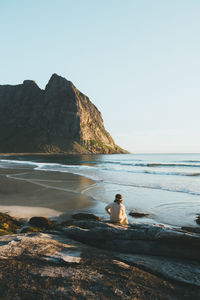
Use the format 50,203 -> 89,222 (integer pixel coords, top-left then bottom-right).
0,167 -> 100,220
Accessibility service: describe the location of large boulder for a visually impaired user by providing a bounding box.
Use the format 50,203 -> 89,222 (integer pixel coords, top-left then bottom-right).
29,217 -> 53,229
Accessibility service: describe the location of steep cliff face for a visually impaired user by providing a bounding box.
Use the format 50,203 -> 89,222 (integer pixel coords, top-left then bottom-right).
0,74 -> 127,154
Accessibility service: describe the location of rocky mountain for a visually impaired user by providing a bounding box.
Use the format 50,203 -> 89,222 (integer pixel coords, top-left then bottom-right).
0,74 -> 127,154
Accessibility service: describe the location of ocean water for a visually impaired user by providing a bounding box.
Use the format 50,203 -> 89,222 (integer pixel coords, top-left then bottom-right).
0,153 -> 200,227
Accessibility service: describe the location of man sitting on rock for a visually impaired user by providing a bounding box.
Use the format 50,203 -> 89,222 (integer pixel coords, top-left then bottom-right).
105,194 -> 128,225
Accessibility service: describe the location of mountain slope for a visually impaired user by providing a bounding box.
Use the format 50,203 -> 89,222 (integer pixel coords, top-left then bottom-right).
0,74 -> 127,154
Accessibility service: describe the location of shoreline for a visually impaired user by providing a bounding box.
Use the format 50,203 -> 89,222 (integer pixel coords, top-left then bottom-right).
0,166 -> 157,225
0,157 -> 199,228
0,167 -> 101,220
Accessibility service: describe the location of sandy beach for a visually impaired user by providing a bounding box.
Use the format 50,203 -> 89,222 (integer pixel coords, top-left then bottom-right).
1,153 -> 200,227
0,167 -> 99,220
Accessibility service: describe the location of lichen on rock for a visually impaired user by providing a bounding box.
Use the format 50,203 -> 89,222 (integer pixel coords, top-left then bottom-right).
0,212 -> 23,234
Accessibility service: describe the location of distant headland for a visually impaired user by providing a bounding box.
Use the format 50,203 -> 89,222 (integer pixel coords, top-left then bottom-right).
0,74 -> 128,154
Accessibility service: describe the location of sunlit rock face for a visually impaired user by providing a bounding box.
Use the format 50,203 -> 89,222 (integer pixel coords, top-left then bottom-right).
0,74 -> 127,154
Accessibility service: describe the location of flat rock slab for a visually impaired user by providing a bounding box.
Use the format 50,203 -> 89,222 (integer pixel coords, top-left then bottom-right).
62,221 -> 200,261
0,230 -> 200,298
182,226 -> 200,234
0,232 -> 87,263
117,253 -> 200,287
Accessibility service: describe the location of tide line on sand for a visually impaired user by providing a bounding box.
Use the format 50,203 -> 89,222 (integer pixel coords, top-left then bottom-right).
0,205 -> 61,219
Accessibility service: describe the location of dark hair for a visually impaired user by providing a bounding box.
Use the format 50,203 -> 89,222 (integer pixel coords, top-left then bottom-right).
114,194 -> 123,203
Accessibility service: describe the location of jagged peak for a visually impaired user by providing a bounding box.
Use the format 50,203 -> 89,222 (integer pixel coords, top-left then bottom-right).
0,74 -> 127,154
45,73 -> 74,91
23,80 -> 39,88
49,73 -> 65,82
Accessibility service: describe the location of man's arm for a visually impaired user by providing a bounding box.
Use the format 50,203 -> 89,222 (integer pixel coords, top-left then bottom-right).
121,205 -> 126,216
105,204 -> 111,215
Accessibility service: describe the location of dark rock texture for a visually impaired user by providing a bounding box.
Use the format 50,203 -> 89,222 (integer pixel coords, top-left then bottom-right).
71,212 -> 101,221
0,214 -> 200,298
0,212 -> 23,235
129,211 -> 150,218
196,215 -> 200,225
62,221 -> 200,262
182,226 -> 200,233
0,222 -> 199,299
29,216 -> 53,229
0,235 -> 199,300
0,74 -> 127,154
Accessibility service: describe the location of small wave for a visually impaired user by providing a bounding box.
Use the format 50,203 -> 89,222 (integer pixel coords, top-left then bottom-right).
143,170 -> 200,177
99,166 -> 200,177
101,180 -> 200,197
0,159 -> 39,166
35,163 -> 200,177
25,162 -> 200,178
35,164 -> 96,171
1,157 -> 200,198
179,160 -> 200,163
45,167 -> 200,197
99,161 -> 200,168
146,163 -> 200,168
0,159 -> 63,172
0,159 -> 60,168
2,157 -> 200,170
1,159 -> 200,178
79,159 -> 142,164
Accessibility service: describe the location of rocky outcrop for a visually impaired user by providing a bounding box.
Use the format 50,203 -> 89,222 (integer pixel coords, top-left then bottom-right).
0,212 -> 23,235
0,74 -> 127,154
62,221 -> 200,262
1,233 -> 199,299
0,213 -> 200,298
29,216 -> 54,229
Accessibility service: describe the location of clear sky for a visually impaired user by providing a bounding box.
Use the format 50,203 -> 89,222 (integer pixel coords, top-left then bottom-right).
1,0 -> 200,153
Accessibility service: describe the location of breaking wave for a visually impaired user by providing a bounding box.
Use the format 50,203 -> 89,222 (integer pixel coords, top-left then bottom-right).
1,154 -> 200,198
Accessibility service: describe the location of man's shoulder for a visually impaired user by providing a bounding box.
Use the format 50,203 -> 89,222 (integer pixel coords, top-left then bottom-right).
105,202 -> 113,208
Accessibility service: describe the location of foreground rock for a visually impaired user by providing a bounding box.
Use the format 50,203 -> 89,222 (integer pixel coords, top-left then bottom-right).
182,226 -> 200,233
0,232 -> 199,299
0,214 -> 200,299
62,221 -> 200,262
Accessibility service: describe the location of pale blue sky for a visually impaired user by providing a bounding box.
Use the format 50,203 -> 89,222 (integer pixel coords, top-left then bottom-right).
1,0 -> 200,153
